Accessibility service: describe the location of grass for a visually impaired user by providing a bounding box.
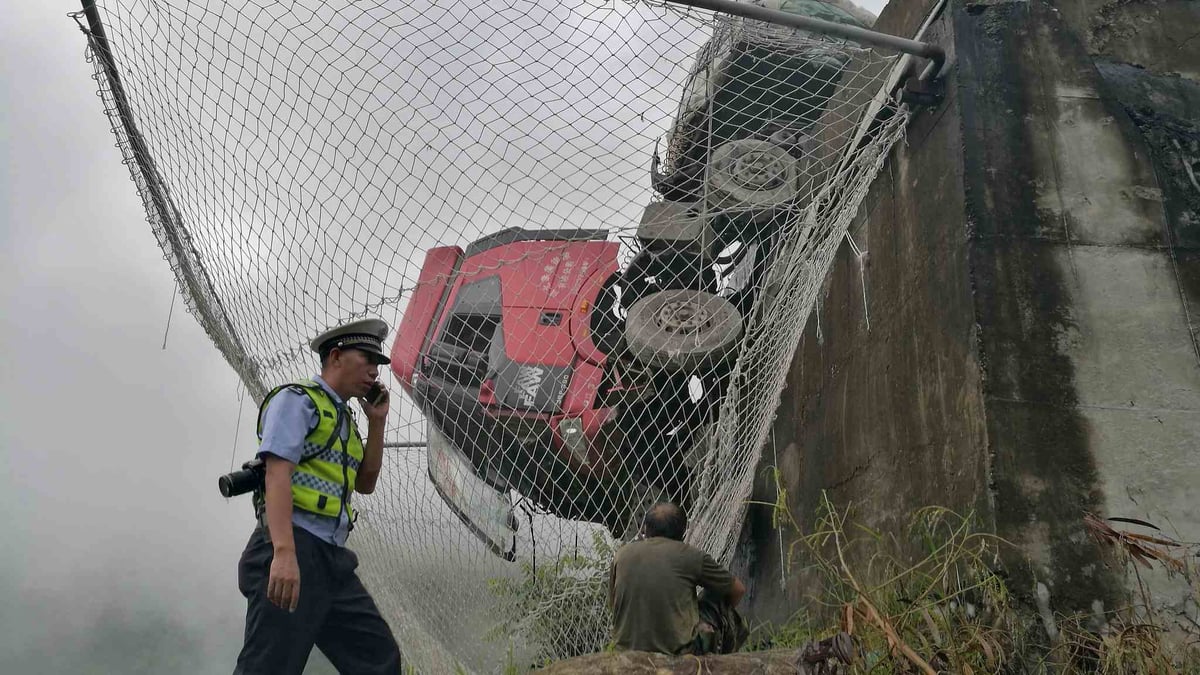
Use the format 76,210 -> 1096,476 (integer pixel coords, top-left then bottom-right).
746,484 -> 1200,674
485,467 -> 1198,673
486,531 -> 615,668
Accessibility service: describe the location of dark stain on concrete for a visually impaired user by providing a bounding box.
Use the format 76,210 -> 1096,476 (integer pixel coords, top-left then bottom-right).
1095,60 -> 1200,356
740,0 -> 1199,625
956,0 -> 1124,609
956,7 -> 1066,244
1096,61 -> 1200,249
742,6 -> 992,625
1081,0 -> 1200,77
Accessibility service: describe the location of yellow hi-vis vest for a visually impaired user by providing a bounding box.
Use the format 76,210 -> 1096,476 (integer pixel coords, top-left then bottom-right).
257,379 -> 364,522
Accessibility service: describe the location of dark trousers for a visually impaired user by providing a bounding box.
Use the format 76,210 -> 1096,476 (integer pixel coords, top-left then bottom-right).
690,590 -> 749,655
234,526 -> 402,675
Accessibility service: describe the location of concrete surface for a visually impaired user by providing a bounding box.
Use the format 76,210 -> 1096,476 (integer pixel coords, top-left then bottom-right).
739,0 -> 1200,634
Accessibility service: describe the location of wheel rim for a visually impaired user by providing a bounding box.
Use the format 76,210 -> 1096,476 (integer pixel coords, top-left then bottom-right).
725,146 -> 790,192
655,298 -> 713,335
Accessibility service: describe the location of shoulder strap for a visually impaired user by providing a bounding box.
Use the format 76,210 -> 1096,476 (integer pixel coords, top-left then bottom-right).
256,380 -> 326,440
288,381 -> 347,460
301,404 -> 345,461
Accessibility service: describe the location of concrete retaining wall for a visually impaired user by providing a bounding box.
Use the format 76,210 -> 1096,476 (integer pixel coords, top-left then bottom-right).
739,0 -> 1200,630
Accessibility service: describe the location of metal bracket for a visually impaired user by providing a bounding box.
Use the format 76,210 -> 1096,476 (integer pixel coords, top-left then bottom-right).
899,76 -> 945,107
637,201 -> 715,257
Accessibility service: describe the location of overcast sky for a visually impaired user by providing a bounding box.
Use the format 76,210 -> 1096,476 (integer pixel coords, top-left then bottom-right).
1,3 -> 271,671
1,1 -> 888,672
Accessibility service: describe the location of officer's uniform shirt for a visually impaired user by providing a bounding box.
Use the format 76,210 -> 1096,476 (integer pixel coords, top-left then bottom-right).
257,374 -> 353,546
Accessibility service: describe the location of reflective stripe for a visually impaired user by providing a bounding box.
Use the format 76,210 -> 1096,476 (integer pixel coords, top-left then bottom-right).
258,378 -> 364,525
302,437 -> 343,459
291,471 -> 345,497
311,447 -> 361,471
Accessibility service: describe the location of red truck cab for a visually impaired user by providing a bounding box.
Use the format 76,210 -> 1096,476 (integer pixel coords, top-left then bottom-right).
392,225 -> 744,536
392,229 -> 640,533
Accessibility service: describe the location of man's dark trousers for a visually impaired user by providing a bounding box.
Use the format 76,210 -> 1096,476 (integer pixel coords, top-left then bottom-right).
235,525 -> 402,674
690,589 -> 749,655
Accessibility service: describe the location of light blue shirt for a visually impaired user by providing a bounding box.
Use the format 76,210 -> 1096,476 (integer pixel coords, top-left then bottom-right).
257,374 -> 354,546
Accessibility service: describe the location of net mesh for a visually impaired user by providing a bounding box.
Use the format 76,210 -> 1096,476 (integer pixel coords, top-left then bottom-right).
75,0 -> 911,670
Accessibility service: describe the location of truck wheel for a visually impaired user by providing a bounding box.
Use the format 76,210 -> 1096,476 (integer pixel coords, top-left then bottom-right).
705,139 -> 798,223
625,289 -> 743,373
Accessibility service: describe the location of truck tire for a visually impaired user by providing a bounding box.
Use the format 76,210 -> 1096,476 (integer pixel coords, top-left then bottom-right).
625,289 -> 743,373
705,139 -> 798,224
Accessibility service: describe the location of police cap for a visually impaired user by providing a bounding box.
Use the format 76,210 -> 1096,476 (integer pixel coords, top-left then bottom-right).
310,318 -> 391,365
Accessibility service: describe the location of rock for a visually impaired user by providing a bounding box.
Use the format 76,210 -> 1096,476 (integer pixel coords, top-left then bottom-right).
533,648 -> 804,674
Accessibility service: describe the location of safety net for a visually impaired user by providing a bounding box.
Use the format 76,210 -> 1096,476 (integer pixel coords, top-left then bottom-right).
75,0 -> 913,670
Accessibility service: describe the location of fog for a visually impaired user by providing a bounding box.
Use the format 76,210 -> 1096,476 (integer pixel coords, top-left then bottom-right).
1,3 -> 281,671
1,1 -> 886,673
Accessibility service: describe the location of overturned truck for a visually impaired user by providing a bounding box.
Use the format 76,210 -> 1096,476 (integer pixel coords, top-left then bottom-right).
389,0 -> 869,542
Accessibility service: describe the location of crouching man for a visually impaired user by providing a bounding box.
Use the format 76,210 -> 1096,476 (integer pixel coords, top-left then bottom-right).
608,502 -> 748,655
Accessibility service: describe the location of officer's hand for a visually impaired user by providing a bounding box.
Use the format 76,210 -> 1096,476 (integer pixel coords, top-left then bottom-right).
267,549 -> 301,612
361,386 -> 390,422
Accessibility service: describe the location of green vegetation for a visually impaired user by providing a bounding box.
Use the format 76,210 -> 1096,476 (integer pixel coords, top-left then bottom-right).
748,487 -> 1200,673
488,472 -> 1197,673
487,531 -> 615,668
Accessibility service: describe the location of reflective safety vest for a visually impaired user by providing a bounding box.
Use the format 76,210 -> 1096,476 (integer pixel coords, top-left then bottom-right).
257,379 -> 364,523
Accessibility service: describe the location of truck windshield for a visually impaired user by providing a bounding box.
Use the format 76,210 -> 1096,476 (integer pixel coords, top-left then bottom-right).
439,276 -> 501,351
431,275 -> 501,386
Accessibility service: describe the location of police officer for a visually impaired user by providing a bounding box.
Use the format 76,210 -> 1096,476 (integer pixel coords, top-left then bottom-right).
234,318 -> 402,674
